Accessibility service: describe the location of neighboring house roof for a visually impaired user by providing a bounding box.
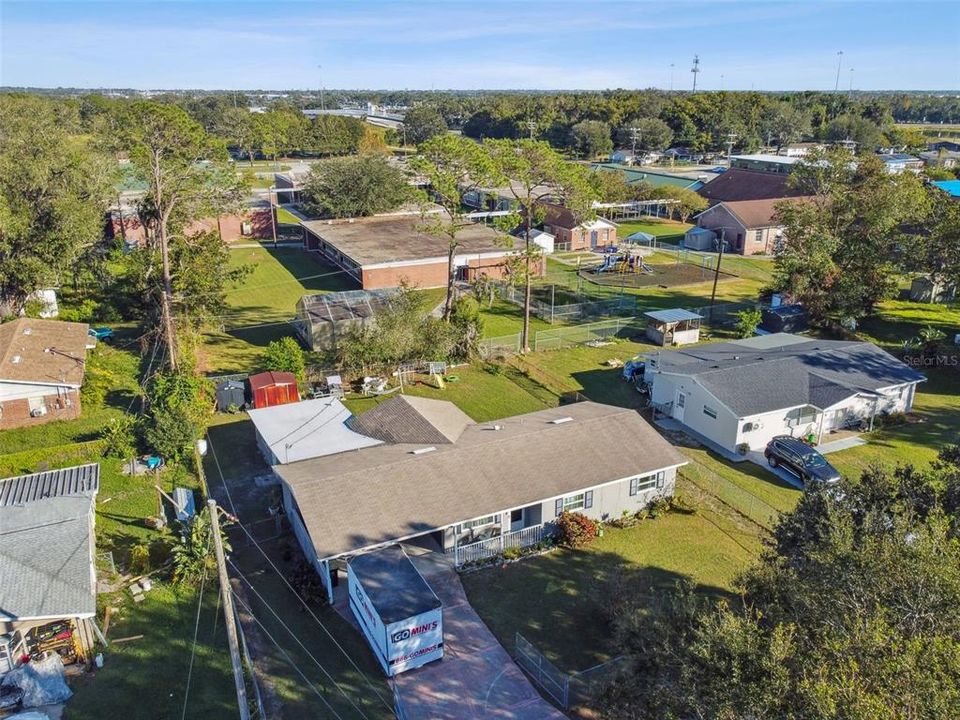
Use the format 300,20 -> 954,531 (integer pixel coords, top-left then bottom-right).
348,395 -> 473,445
248,371 -> 298,390
652,333 -> 925,417
590,164 -> 703,190
0,464 -> 99,621
541,203 -> 616,231
0,318 -> 90,387
277,401 -> 687,560
697,169 -> 804,204
933,180 -> 960,198
919,150 -> 960,162
877,153 -> 921,163
731,154 -> 800,166
248,397 -> 383,464
706,198 -> 805,230
348,545 -> 441,624
644,309 -> 703,323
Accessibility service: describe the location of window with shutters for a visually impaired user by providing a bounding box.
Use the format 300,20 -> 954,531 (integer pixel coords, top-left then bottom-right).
562,493 -> 585,511
629,474 -> 659,496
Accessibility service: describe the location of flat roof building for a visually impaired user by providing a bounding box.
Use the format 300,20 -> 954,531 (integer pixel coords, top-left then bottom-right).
301,212 -> 526,290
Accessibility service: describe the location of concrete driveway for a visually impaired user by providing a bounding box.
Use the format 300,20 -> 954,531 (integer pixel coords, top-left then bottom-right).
338,549 -> 566,720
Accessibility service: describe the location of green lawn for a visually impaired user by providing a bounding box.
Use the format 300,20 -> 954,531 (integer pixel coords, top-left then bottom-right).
68,583 -> 237,720
618,218 -> 692,242
478,296 -> 553,338
275,206 -> 303,225
201,247 -> 357,373
461,492 -> 758,670
858,298 -> 960,349
343,363 -> 552,422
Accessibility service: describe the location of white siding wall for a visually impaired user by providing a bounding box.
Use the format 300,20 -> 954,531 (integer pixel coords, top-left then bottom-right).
0,381 -> 66,401
650,374 -> 739,450
735,405 -> 814,451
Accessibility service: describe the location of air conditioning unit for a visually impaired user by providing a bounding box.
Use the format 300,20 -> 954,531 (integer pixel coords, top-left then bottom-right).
30,406 -> 48,418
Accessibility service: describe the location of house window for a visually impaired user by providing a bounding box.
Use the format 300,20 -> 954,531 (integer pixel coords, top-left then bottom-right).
555,491 -> 593,516
629,473 -> 661,496
703,405 -> 718,419
563,494 -> 585,511
754,229 -> 763,244
460,515 -> 497,531
786,406 -> 818,427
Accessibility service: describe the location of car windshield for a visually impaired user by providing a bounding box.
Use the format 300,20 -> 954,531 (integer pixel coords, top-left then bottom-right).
802,452 -> 827,468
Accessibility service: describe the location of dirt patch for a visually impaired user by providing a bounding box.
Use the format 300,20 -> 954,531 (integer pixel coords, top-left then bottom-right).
579,261 -> 737,289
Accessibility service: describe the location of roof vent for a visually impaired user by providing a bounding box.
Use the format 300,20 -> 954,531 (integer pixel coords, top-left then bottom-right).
550,417 -> 573,425
11,355 -> 21,364
733,355 -> 740,360
410,446 -> 437,455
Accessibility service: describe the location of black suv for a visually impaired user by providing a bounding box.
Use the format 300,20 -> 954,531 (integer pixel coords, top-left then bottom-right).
764,436 -> 841,486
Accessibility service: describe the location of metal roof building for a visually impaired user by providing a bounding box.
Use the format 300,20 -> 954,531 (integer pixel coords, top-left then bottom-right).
296,289 -> 394,352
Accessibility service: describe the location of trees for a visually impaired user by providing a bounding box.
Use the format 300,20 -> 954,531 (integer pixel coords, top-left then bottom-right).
644,186 -> 707,223
0,95 -> 113,315
913,195 -> 960,292
301,155 -> 416,218
760,101 -> 812,150
821,113 -> 886,152
119,101 -> 241,369
410,134 -> 500,320
402,105 -> 448,145
614,118 -> 674,153
261,336 -> 306,383
486,139 -> 595,351
774,147 -> 931,322
734,307 -> 763,338
570,120 -> 613,159
607,456 -> 960,719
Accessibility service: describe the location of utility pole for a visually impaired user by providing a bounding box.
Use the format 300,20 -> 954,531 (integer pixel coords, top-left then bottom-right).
708,228 -> 726,322
629,126 -> 642,164
834,51 -> 843,92
208,499 -> 251,720
269,186 -> 278,248
725,132 -> 737,167
526,119 -> 536,140
318,64 -> 325,111
691,55 -> 700,93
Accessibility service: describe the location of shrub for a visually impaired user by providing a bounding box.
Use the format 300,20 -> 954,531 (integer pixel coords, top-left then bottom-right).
734,307 -> 763,338
144,406 -> 198,461
100,415 -> 138,458
555,511 -> 598,548
129,541 -> 151,575
502,546 -> 523,561
261,336 -> 306,384
647,496 -> 671,519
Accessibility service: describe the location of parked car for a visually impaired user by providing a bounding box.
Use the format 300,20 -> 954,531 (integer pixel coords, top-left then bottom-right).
764,436 -> 841,486
88,327 -> 114,340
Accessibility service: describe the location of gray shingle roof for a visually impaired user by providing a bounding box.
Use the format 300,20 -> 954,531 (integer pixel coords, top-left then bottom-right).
347,395 -> 473,445
652,334 -> 925,416
0,464 -> 99,621
278,401 -> 687,560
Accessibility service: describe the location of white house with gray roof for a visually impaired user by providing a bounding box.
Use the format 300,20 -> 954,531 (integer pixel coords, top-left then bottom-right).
0,464 -> 100,665
272,397 -> 687,603
646,333 -> 925,453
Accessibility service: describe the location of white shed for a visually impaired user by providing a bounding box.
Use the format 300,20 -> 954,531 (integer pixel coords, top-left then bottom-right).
683,227 -> 717,251
528,229 -> 555,255
644,309 -> 703,346
348,546 -> 443,677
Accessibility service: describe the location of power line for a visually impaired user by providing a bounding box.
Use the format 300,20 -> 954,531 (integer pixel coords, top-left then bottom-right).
205,434 -> 393,713
232,592 -> 346,720
180,534 -> 212,720
226,558 -> 374,720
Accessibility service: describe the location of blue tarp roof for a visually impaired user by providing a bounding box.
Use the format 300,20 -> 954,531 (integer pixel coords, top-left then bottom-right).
933,180 -> 960,198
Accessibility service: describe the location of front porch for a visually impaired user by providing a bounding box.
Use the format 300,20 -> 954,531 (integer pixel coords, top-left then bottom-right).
450,524 -> 546,567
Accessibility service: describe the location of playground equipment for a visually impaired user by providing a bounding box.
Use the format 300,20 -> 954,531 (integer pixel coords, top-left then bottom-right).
362,376 -> 400,396
595,249 -> 654,275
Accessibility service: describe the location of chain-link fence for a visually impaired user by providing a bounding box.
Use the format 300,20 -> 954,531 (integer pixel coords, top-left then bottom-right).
497,283 -> 636,323
515,633 -> 624,709
533,317 -> 644,352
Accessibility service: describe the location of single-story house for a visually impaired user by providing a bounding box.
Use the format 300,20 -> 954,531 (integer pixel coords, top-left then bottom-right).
0,464 -> 100,666
109,205 -> 273,245
301,212 -> 531,290
274,397 -> 687,602
644,309 -> 702,346
729,154 -> 799,174
693,197 -> 808,255
909,276 -> 956,304
0,318 -> 92,431
248,397 -> 383,465
540,203 -> 617,251
876,153 -> 924,174
296,289 -> 394,352
646,333 -> 926,453
919,149 -> 960,169
610,149 -> 638,165
697,168 -> 806,206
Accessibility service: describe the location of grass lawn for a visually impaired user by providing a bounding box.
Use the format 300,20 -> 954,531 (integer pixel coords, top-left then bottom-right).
200,247 -> 357,374
461,491 -> 758,670
343,363 -> 552,422
275,206 -> 303,225
858,298 -> 960,349
67,583 -> 237,720
478,296 -> 553,338
618,218 -> 693,242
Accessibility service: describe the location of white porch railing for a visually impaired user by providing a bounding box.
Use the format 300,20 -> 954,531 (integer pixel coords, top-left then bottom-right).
453,525 -> 544,567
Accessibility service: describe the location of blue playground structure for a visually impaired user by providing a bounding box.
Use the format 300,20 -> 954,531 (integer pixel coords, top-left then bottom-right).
595,252 -> 654,275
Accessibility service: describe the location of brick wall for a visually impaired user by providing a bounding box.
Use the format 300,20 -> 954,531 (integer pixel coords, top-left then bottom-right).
0,389 -> 81,431
111,208 -> 274,245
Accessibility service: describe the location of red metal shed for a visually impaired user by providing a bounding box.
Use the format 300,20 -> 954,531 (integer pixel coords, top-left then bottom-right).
248,371 -> 299,409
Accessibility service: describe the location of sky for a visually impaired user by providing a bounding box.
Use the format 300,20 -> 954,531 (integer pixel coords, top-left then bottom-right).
1,0 -> 958,92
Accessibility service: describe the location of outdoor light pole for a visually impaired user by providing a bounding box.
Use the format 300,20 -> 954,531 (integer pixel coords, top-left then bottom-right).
708,228 -> 726,321
669,63 -> 675,91
318,64 -> 325,111
691,55 -> 700,92
848,67 -> 855,95
526,119 -> 536,139
630,126 -> 641,164
269,186 -> 278,249
834,51 -> 844,92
